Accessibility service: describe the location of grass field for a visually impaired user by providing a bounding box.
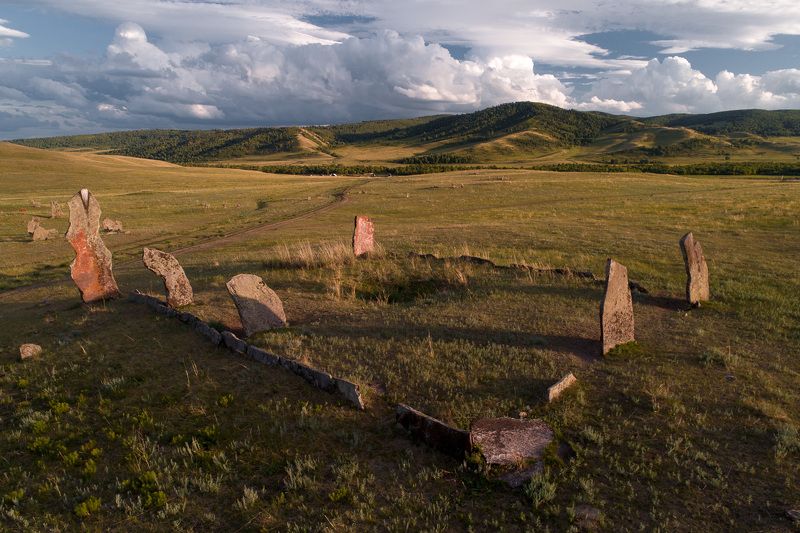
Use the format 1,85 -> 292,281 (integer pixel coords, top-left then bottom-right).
1,142 -> 798,531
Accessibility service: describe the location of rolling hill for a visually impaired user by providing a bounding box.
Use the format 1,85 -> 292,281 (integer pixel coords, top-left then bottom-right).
11,103 -> 800,167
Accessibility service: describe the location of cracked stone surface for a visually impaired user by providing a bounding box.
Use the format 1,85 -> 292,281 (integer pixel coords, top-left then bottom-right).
600,259 -> 634,355
142,247 -> 193,307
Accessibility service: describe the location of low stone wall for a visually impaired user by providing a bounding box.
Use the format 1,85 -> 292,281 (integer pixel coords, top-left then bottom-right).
128,291 -> 365,410
408,252 -> 649,294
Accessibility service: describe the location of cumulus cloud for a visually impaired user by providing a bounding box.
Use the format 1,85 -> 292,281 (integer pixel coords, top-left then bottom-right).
586,57 -> 800,115
1,2 -> 800,136
0,23 -> 575,136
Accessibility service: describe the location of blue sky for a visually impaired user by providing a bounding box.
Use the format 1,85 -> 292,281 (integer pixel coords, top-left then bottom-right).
1,0 -> 799,138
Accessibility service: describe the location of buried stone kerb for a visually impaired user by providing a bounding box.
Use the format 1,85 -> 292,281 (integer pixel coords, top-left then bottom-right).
66,189 -> 120,303
600,258 -> 635,355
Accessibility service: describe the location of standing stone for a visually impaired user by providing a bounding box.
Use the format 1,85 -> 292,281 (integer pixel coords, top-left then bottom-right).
225,274 -> 287,336
352,215 -> 375,257
19,343 -> 43,360
142,247 -> 193,308
470,417 -> 554,466
66,188 -> 120,303
102,218 -> 124,233
27,217 -> 41,235
51,200 -> 64,218
679,232 -> 710,306
600,259 -> 635,355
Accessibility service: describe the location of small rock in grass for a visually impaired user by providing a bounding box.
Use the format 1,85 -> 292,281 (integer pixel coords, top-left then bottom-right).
101,218 -> 123,233
575,504 -> 602,531
31,226 -> 57,241
547,372 -> 577,402
19,343 -> 42,360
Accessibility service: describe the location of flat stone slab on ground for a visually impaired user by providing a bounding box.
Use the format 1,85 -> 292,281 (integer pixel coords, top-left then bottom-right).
142,247 -> 193,307
66,188 -> 120,303
396,404 -> 470,458
352,215 -> 375,256
226,274 -> 287,337
600,258 -> 635,355
679,232 -> 710,306
470,417 -> 554,466
19,344 -> 42,360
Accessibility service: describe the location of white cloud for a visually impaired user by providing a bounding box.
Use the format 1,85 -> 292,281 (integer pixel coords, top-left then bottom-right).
0,18 -> 29,45
1,1 -> 800,136
585,57 -> 800,115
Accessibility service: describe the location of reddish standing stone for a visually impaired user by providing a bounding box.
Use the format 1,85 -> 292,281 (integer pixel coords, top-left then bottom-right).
352,215 -> 375,257
679,232 -> 710,306
142,247 -> 194,308
66,189 -> 120,303
600,259 -> 635,355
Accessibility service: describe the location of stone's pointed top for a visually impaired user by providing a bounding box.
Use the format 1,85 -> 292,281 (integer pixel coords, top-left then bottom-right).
80,188 -> 89,209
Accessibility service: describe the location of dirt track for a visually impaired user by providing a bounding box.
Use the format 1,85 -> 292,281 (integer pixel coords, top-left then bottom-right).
0,179 -> 370,299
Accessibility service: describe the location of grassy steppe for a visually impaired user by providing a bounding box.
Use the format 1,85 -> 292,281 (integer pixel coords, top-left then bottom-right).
1,144 -> 798,531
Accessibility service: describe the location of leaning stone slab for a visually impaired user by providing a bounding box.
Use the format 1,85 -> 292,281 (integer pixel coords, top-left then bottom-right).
142,247 -> 193,308
547,373 -> 577,402
470,417 -> 554,467
27,217 -> 41,235
396,404 -> 471,458
352,215 -> 375,257
679,232 -> 710,306
66,189 -> 120,303
600,259 -> 635,355
19,344 -> 42,360
226,274 -> 287,337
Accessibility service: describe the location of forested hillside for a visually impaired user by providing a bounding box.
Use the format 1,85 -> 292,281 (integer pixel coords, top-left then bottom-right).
644,109 -> 800,136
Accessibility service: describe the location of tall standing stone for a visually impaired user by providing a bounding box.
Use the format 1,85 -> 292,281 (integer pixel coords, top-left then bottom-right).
226,274 -> 287,336
142,247 -> 194,308
679,232 -> 710,306
66,188 -> 120,303
600,259 -> 635,355
51,200 -> 64,218
352,215 -> 374,257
